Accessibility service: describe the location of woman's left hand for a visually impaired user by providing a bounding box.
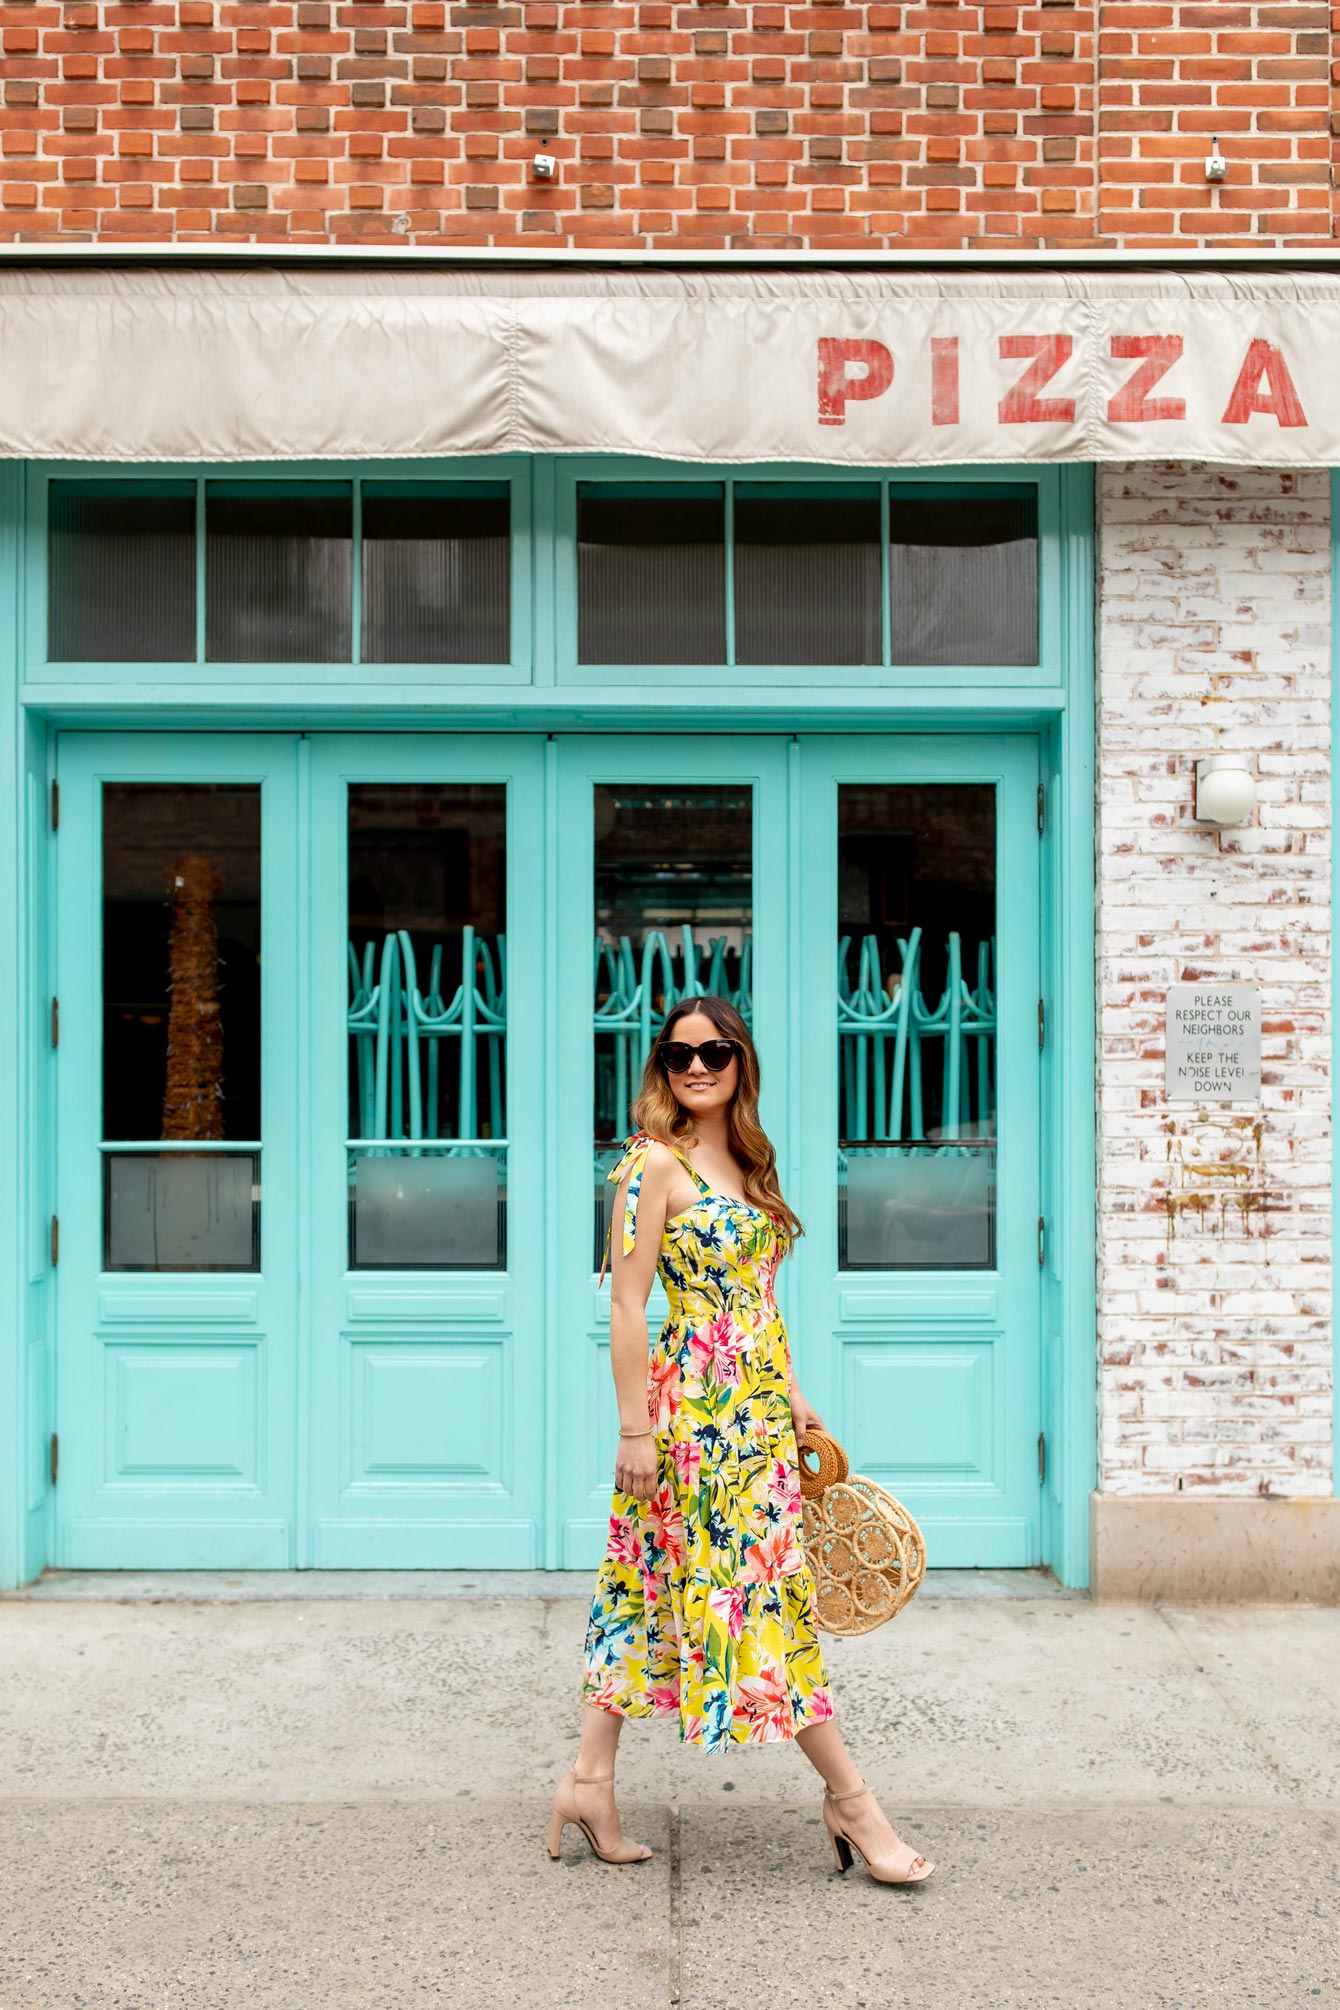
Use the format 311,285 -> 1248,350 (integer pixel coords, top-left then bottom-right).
790,1384 -> 825,1441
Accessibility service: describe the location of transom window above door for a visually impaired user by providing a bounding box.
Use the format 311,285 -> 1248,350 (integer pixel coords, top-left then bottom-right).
31,460 -> 1061,690
44,475 -> 516,669
569,476 -> 1040,674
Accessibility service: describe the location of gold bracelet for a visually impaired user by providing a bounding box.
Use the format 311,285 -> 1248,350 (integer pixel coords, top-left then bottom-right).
618,1426 -> 655,1438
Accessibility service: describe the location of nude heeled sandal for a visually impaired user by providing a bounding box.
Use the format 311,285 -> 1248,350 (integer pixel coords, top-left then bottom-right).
546,1765 -> 653,1864
823,1778 -> 935,1885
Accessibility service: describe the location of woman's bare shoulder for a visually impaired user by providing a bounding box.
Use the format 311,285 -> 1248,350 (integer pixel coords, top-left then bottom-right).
637,1139 -> 683,1184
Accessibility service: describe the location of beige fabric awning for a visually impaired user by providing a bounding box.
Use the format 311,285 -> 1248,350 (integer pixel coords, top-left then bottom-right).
2,263 -> 1337,466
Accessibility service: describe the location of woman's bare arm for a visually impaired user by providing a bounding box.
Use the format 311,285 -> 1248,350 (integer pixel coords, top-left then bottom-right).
607,1145 -> 676,1502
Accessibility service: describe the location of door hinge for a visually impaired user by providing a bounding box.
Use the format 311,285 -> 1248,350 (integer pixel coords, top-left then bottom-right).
50,1432 -> 58,1486
1037,1215 -> 1045,1267
51,996 -> 59,1049
50,1214 -> 59,1267
1037,997 -> 1044,1050
1037,1430 -> 1046,1485
51,780 -> 59,831
1037,782 -> 1045,835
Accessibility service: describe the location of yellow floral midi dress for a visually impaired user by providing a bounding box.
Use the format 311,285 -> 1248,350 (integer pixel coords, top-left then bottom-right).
581,1131 -> 836,1751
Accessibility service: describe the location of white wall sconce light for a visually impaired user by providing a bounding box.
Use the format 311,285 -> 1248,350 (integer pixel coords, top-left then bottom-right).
1204,136 -> 1228,183
1194,754 -> 1256,826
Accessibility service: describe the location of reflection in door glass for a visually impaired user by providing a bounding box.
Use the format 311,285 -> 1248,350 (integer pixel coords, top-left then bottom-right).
838,784 -> 996,1270
101,783 -> 261,1272
592,785 -> 752,1268
346,784 -> 507,1270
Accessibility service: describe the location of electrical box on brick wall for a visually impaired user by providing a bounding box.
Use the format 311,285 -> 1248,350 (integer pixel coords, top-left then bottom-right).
1165,985 -> 1261,1103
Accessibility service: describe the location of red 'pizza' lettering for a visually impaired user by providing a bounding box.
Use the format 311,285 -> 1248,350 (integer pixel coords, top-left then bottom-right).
1221,339 -> 1307,429
1107,335 -> 1185,424
817,337 -> 894,426
997,335 -> 1076,424
931,337 -> 959,426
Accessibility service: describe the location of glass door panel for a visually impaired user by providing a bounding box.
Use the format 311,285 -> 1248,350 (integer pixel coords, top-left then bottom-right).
796,737 -> 1041,1569
838,781 -> 997,1272
345,782 -> 508,1272
554,737 -> 788,1569
101,782 -> 263,1273
592,781 -> 754,1269
54,736 -> 300,1568
307,737 -> 544,1569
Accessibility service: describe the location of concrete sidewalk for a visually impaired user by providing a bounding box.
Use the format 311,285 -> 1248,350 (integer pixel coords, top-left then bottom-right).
1,1574 -> 1337,2010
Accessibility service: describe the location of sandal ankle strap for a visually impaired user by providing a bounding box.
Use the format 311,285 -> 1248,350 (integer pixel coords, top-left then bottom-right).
825,1778 -> 870,1804
571,1768 -> 615,1785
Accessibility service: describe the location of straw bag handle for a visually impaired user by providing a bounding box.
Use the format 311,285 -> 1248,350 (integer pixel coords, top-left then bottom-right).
797,1426 -> 849,1501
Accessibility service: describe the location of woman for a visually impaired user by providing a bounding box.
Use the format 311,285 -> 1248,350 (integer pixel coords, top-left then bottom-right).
547,994 -> 935,1886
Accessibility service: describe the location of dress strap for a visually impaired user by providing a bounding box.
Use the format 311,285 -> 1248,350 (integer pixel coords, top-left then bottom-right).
597,1131 -> 705,1285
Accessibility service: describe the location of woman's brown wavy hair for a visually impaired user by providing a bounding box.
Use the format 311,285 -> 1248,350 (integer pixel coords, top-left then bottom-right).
629,994 -> 803,1245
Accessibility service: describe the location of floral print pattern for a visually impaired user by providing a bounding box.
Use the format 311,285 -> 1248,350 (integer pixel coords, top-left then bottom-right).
582,1131 -> 836,1751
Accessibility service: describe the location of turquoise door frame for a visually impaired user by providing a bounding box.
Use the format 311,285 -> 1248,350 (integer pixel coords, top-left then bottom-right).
1,459 -> 1096,1591
41,721 -> 1087,1580
54,734 -> 302,1566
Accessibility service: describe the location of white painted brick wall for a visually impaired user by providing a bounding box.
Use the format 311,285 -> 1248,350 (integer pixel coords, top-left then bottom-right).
1097,464 -> 1332,1497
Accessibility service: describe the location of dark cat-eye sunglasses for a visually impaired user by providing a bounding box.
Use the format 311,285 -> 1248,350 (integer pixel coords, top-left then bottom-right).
656,1038 -> 742,1075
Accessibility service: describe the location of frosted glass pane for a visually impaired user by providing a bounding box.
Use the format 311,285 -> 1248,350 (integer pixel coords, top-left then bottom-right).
889,494 -> 1037,666
104,1153 -> 259,1272
206,484 -> 351,663
48,481 -> 196,662
362,485 -> 510,664
840,1146 -> 994,1270
735,486 -> 881,666
578,486 -> 725,665
350,1150 -> 505,1269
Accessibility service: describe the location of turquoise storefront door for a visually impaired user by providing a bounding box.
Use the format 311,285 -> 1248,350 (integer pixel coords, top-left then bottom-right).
553,733 -> 1042,1570
54,729 -> 1040,1572
303,735 -> 546,1566
791,736 -> 1042,1567
551,736 -> 792,1566
54,731 -> 545,1569
54,735 -> 303,1566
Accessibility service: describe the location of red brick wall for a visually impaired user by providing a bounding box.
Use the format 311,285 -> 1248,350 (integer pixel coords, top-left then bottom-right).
1100,3 -> 1332,241
0,2 -> 1332,248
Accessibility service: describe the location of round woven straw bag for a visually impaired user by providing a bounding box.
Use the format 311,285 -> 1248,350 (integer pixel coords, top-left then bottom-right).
797,1427 -> 926,1636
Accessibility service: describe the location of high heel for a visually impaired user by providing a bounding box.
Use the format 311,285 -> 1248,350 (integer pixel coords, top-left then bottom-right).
822,1778 -> 935,1885
546,1765 -> 653,1864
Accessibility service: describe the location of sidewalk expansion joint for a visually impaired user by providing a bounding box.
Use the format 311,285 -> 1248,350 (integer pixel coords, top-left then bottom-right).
667,1800 -> 683,2008
1156,1606 -> 1303,1803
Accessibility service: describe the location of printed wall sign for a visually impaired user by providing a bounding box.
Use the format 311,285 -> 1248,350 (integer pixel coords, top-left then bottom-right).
1165,985 -> 1262,1104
